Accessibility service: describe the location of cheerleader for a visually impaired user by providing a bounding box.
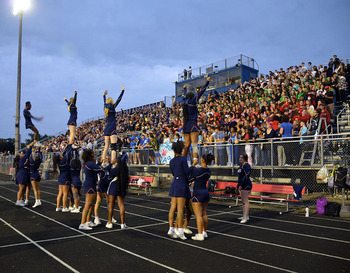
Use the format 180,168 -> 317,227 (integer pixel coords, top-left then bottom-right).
102,84 -> 125,164
23,101 -> 43,143
30,147 -> 43,208
15,141 -> 35,206
236,153 -> 252,223
190,153 -> 214,241
64,90 -> 78,144
182,77 -> 210,165
69,146 -> 82,213
54,144 -> 72,212
79,149 -> 104,231
168,141 -> 193,240
105,153 -> 129,229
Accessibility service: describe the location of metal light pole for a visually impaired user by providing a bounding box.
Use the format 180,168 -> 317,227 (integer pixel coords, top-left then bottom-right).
13,0 -> 31,154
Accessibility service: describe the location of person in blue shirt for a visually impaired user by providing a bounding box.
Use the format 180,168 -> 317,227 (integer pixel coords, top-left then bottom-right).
167,141 -> 193,240
15,141 -> 35,206
190,153 -> 214,241
182,77 -> 210,165
279,115 -> 295,166
29,147 -> 43,208
102,84 -> 125,164
64,90 -> 78,144
23,101 -> 43,143
236,153 -> 252,224
79,149 -> 104,231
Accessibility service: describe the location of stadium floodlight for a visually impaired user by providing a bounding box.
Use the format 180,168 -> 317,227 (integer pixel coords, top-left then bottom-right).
13,0 -> 31,154
13,0 -> 31,15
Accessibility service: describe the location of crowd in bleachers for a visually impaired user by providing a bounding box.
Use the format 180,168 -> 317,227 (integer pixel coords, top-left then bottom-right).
41,56 -> 350,165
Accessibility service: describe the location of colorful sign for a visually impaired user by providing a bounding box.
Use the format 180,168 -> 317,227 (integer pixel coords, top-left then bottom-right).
159,144 -> 174,164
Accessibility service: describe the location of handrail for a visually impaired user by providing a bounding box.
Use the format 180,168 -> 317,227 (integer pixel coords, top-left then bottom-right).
337,104 -> 350,133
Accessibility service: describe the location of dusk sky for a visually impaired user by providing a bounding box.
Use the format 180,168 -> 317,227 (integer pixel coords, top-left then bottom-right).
1,0 -> 349,141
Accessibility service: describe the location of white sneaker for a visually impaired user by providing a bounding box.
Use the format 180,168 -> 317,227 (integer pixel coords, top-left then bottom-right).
191,234 -> 204,241
202,231 -> 208,238
56,207 -> 62,212
24,200 -> 29,206
62,207 -> 70,212
167,230 -> 178,239
120,223 -> 127,229
183,227 -> 193,234
32,201 -> 41,208
112,217 -> 117,224
175,229 -> 187,240
16,200 -> 26,207
238,216 -> 249,220
69,206 -> 74,211
70,208 -> 80,213
105,222 -> 113,229
94,217 -> 101,225
87,221 -> 97,227
79,223 -> 92,231
240,218 -> 248,224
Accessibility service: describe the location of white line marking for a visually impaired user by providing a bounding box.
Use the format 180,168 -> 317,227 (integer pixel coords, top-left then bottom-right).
0,217 -> 80,273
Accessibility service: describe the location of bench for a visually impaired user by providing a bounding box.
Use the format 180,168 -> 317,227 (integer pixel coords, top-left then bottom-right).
129,176 -> 153,196
211,181 -> 306,212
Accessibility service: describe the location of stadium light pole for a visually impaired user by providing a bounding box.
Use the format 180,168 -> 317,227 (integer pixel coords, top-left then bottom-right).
13,0 -> 31,154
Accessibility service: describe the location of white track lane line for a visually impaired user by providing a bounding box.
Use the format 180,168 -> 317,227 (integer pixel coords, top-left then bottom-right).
0,195 -> 184,273
0,217 -> 80,273
0,195 -> 297,273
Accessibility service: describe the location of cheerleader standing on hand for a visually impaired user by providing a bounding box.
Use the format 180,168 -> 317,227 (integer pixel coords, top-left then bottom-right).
79,149 -> 104,231
102,84 -> 125,164
54,144 -> 72,212
15,141 -> 35,206
182,77 -> 210,165
64,90 -> 78,144
30,147 -> 43,208
106,154 -> 129,229
168,141 -> 193,240
190,153 -> 214,241
23,101 -> 43,143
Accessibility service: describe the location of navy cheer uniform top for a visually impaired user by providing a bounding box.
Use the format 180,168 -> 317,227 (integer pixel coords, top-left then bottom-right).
169,156 -> 192,199
182,80 -> 209,133
65,92 -> 77,126
191,167 -> 211,203
83,161 -> 104,194
237,163 -> 252,191
97,162 -> 112,193
23,109 -> 35,129
69,148 -> 82,188
57,144 -> 72,186
15,146 -> 32,185
29,150 -> 42,182
103,89 -> 125,136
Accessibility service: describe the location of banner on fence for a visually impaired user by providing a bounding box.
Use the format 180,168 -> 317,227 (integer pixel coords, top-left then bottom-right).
159,144 -> 174,164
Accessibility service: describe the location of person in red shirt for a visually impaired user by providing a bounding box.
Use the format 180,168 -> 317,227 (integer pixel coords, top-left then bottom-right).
299,109 -> 311,124
318,103 -> 331,133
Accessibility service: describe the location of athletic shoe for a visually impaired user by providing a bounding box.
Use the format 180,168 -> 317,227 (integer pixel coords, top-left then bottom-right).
94,217 -> 101,225
240,218 -> 248,224
62,207 -> 70,212
70,208 -> 80,213
238,216 -> 249,220
191,234 -> 204,241
120,223 -> 127,230
16,200 -> 26,207
167,230 -> 178,239
68,206 -> 74,211
32,201 -> 41,208
24,200 -> 29,206
105,222 -> 113,229
202,231 -> 208,238
183,227 -> 193,234
175,229 -> 187,240
112,217 -> 117,223
87,221 -> 97,227
56,207 -> 62,212
79,223 -> 92,231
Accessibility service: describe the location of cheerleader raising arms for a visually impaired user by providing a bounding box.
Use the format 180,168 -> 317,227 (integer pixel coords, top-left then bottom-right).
64,90 -> 78,144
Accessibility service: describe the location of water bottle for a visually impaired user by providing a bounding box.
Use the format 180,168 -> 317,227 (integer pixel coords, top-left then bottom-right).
305,206 -> 309,217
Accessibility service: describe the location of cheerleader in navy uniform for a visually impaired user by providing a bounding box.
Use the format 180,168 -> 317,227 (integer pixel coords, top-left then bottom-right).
102,84 -> 125,164
30,147 -> 43,208
190,153 -> 214,241
182,77 -> 210,165
64,90 -> 78,144
105,153 -> 129,229
168,141 -> 193,240
54,144 -> 72,212
79,149 -> 104,231
236,153 -> 252,224
23,101 -> 43,143
69,146 -> 82,213
15,141 -> 35,206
